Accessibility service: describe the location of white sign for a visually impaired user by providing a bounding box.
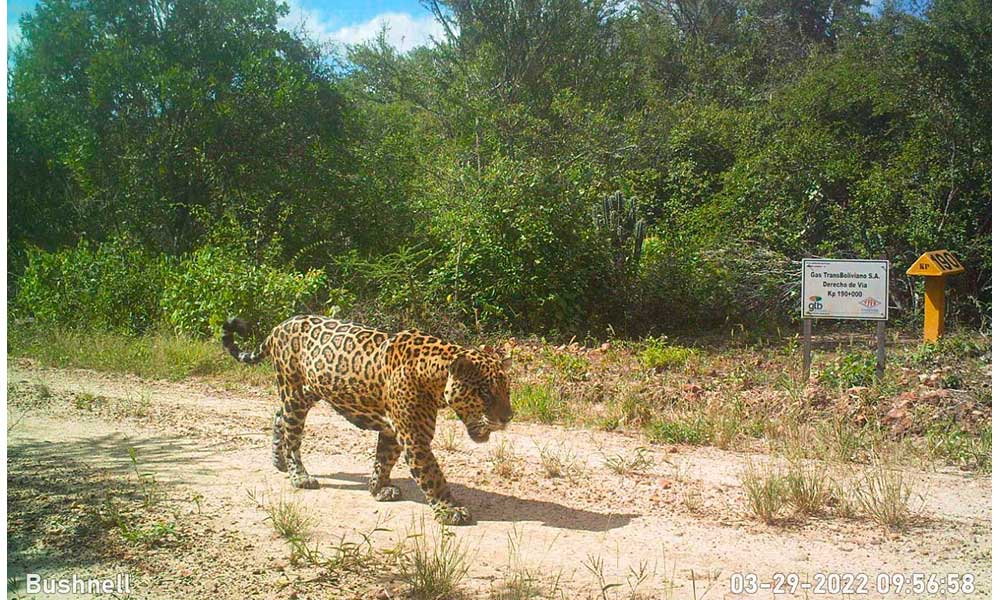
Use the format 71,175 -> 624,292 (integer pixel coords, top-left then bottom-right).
801,259 -> 889,320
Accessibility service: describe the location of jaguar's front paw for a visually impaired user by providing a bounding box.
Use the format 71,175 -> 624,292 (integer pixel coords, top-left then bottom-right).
433,504 -> 471,526
291,474 -> 319,489
373,485 -> 402,502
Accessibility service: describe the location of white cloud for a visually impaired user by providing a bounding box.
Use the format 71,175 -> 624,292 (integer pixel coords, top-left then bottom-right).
8,21 -> 23,49
332,12 -> 444,52
279,1 -> 443,53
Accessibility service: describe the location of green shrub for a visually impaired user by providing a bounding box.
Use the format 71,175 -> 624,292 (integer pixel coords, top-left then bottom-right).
543,350 -> 589,381
819,352 -> 877,388
926,423 -> 992,473
160,246 -> 327,337
634,235 -> 798,333
14,239 -> 172,333
646,417 -> 711,445
511,384 -> 563,424
13,241 -> 327,339
639,339 -> 699,371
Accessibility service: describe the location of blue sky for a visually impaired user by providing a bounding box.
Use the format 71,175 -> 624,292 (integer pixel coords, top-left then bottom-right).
7,0 -> 444,51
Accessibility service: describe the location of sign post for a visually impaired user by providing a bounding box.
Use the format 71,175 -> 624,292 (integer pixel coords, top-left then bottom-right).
801,259 -> 890,380
905,250 -> 964,342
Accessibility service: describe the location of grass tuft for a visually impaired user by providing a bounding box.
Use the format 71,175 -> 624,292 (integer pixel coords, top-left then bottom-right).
784,462 -> 833,516
602,447 -> 654,476
511,384 -> 563,424
740,462 -> 787,524
434,424 -> 464,453
853,463 -> 915,529
490,526 -> 552,600
537,442 -> 583,480
646,417 -> 710,446
397,521 -> 471,600
488,437 -> 523,480
248,490 -> 316,541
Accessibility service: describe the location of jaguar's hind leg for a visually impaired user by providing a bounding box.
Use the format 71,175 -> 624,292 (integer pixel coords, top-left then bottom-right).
272,407 -> 288,472
279,383 -> 318,489
369,431 -> 403,501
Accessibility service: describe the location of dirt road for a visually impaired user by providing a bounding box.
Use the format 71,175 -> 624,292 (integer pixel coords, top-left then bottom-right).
6,362 -> 992,598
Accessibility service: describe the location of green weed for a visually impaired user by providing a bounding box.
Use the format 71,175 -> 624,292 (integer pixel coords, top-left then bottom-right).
512,384 -> 563,424
248,489 -> 316,541
396,521 -> 471,600
925,423 -> 991,473
646,417 -> 711,446
289,519 -> 389,573
819,351 -> 877,389
543,350 -> 589,381
602,448 -> 654,475
639,339 -> 699,371
127,447 -> 161,508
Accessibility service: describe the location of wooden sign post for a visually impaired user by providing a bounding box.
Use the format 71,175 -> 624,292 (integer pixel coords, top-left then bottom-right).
905,250 -> 964,342
801,258 -> 890,381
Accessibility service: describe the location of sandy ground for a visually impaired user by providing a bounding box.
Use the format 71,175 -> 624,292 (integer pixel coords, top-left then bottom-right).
6,362 -> 992,599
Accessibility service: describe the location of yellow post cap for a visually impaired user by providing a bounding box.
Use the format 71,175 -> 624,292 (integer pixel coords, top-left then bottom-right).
906,250 -> 964,276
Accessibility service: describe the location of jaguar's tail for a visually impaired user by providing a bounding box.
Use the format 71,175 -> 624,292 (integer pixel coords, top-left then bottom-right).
222,317 -> 270,365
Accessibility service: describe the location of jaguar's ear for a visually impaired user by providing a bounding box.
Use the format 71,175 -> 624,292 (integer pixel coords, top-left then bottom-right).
449,355 -> 478,380
500,350 -> 513,372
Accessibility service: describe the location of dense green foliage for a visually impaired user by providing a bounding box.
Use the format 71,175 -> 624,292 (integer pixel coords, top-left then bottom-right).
8,0 -> 991,337
14,239 -> 326,337
16,240 -> 172,332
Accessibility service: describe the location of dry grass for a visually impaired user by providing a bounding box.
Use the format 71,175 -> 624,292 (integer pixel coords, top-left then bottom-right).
853,463 -> 917,529
536,442 -> 584,480
248,490 -> 316,541
740,462 -> 787,524
739,457 -> 919,528
396,520 -> 471,600
784,462 -> 833,516
602,447 -> 654,476
681,484 -> 706,514
434,424 -> 464,453
489,437 -> 523,480
490,527 -> 555,600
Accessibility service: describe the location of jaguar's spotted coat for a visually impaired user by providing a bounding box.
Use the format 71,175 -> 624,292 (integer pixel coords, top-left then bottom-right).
222,315 -> 513,525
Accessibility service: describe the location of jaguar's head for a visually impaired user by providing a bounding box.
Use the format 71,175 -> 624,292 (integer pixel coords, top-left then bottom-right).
444,349 -> 513,443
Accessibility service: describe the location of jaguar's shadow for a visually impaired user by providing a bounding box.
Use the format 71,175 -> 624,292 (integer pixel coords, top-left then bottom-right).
312,472 -> 636,532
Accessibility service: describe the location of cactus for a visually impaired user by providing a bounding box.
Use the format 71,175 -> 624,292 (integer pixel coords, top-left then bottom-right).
592,191 -> 646,273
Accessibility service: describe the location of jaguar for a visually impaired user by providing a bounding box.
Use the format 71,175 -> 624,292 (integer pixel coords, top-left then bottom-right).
222,315 -> 513,525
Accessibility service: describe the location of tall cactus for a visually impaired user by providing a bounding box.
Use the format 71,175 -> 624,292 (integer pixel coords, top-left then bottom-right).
593,191 -> 646,273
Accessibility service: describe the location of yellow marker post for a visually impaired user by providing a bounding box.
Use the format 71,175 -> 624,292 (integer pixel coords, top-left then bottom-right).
906,250 -> 964,342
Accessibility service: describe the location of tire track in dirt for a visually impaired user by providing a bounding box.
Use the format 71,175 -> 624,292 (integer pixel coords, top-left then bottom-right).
7,363 -> 992,598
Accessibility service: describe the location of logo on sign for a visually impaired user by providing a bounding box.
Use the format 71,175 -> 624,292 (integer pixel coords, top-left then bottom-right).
807,295 -> 824,311
860,297 -> 881,308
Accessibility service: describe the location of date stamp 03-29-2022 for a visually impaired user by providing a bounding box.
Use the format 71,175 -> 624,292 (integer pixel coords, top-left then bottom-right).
729,571 -> 978,596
